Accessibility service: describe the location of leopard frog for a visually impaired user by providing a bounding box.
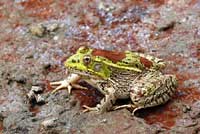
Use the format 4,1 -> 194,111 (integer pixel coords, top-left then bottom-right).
50,47 -> 177,113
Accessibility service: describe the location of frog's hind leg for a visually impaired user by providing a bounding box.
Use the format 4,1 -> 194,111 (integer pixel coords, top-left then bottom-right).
83,87 -> 117,113
130,71 -> 177,114
112,104 -> 136,110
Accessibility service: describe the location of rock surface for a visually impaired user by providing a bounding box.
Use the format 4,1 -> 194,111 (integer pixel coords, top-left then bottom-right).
0,0 -> 200,133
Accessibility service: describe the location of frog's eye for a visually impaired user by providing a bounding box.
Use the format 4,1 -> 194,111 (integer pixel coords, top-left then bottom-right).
83,55 -> 91,65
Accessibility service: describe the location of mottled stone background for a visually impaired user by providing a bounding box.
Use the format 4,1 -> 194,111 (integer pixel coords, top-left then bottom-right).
0,0 -> 200,133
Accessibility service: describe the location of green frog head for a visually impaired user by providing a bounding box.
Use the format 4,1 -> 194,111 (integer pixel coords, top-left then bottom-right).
64,46 -> 143,79
65,47 -> 110,79
64,46 -> 166,79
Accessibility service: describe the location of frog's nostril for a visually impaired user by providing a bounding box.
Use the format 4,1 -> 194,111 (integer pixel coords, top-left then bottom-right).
72,59 -> 76,63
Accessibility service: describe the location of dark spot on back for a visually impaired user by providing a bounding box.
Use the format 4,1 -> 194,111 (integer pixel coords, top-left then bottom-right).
140,57 -> 153,68
92,49 -> 126,63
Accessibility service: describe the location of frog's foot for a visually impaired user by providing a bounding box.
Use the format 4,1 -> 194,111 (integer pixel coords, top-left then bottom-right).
50,74 -> 81,94
82,87 -> 117,114
113,104 -> 136,110
50,79 -> 72,94
113,104 -> 140,115
82,105 -> 99,113
51,81 -> 87,94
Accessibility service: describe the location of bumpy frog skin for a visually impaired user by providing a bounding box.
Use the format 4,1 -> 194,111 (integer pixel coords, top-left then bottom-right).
50,47 -> 177,114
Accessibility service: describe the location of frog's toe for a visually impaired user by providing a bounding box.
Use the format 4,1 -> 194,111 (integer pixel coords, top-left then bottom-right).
50,81 -> 63,85
50,80 -> 71,94
82,105 -> 100,113
52,85 -> 72,94
113,104 -> 136,110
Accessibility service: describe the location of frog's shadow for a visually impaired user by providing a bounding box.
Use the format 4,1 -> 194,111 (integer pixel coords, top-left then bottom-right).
77,80 -> 173,118
115,99 -> 172,118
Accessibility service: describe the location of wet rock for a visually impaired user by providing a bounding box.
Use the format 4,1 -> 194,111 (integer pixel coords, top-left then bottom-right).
98,2 -> 115,12
27,90 -> 35,101
189,110 -> 200,119
35,95 -> 45,104
176,118 -> 198,128
29,22 -> 60,37
41,117 -> 58,128
69,99 -> 77,108
27,86 -> 46,105
3,111 -> 39,134
158,21 -> 176,32
189,101 -> 200,119
99,118 -> 107,124
53,35 -> 59,41
42,63 -> 52,75
192,101 -> 200,108
1,0 -> 200,133
0,114 -> 3,119
0,113 -> 4,126
14,74 -> 27,84
31,86 -> 44,94
79,109 -> 166,134
45,23 -> 59,33
192,126 -> 200,134
182,104 -> 191,113
29,23 -> 46,37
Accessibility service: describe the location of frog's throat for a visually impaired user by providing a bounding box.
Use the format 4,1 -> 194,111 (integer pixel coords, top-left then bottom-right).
67,67 -> 105,80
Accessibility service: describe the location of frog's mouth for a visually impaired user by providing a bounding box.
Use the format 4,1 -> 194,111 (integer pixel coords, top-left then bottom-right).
67,67 -> 102,80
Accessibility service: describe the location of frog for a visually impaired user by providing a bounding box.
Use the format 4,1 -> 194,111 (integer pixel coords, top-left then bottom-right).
50,46 -> 177,114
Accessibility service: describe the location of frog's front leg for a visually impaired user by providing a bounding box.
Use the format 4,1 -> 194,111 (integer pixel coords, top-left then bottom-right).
50,73 -> 86,94
83,87 -> 116,113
